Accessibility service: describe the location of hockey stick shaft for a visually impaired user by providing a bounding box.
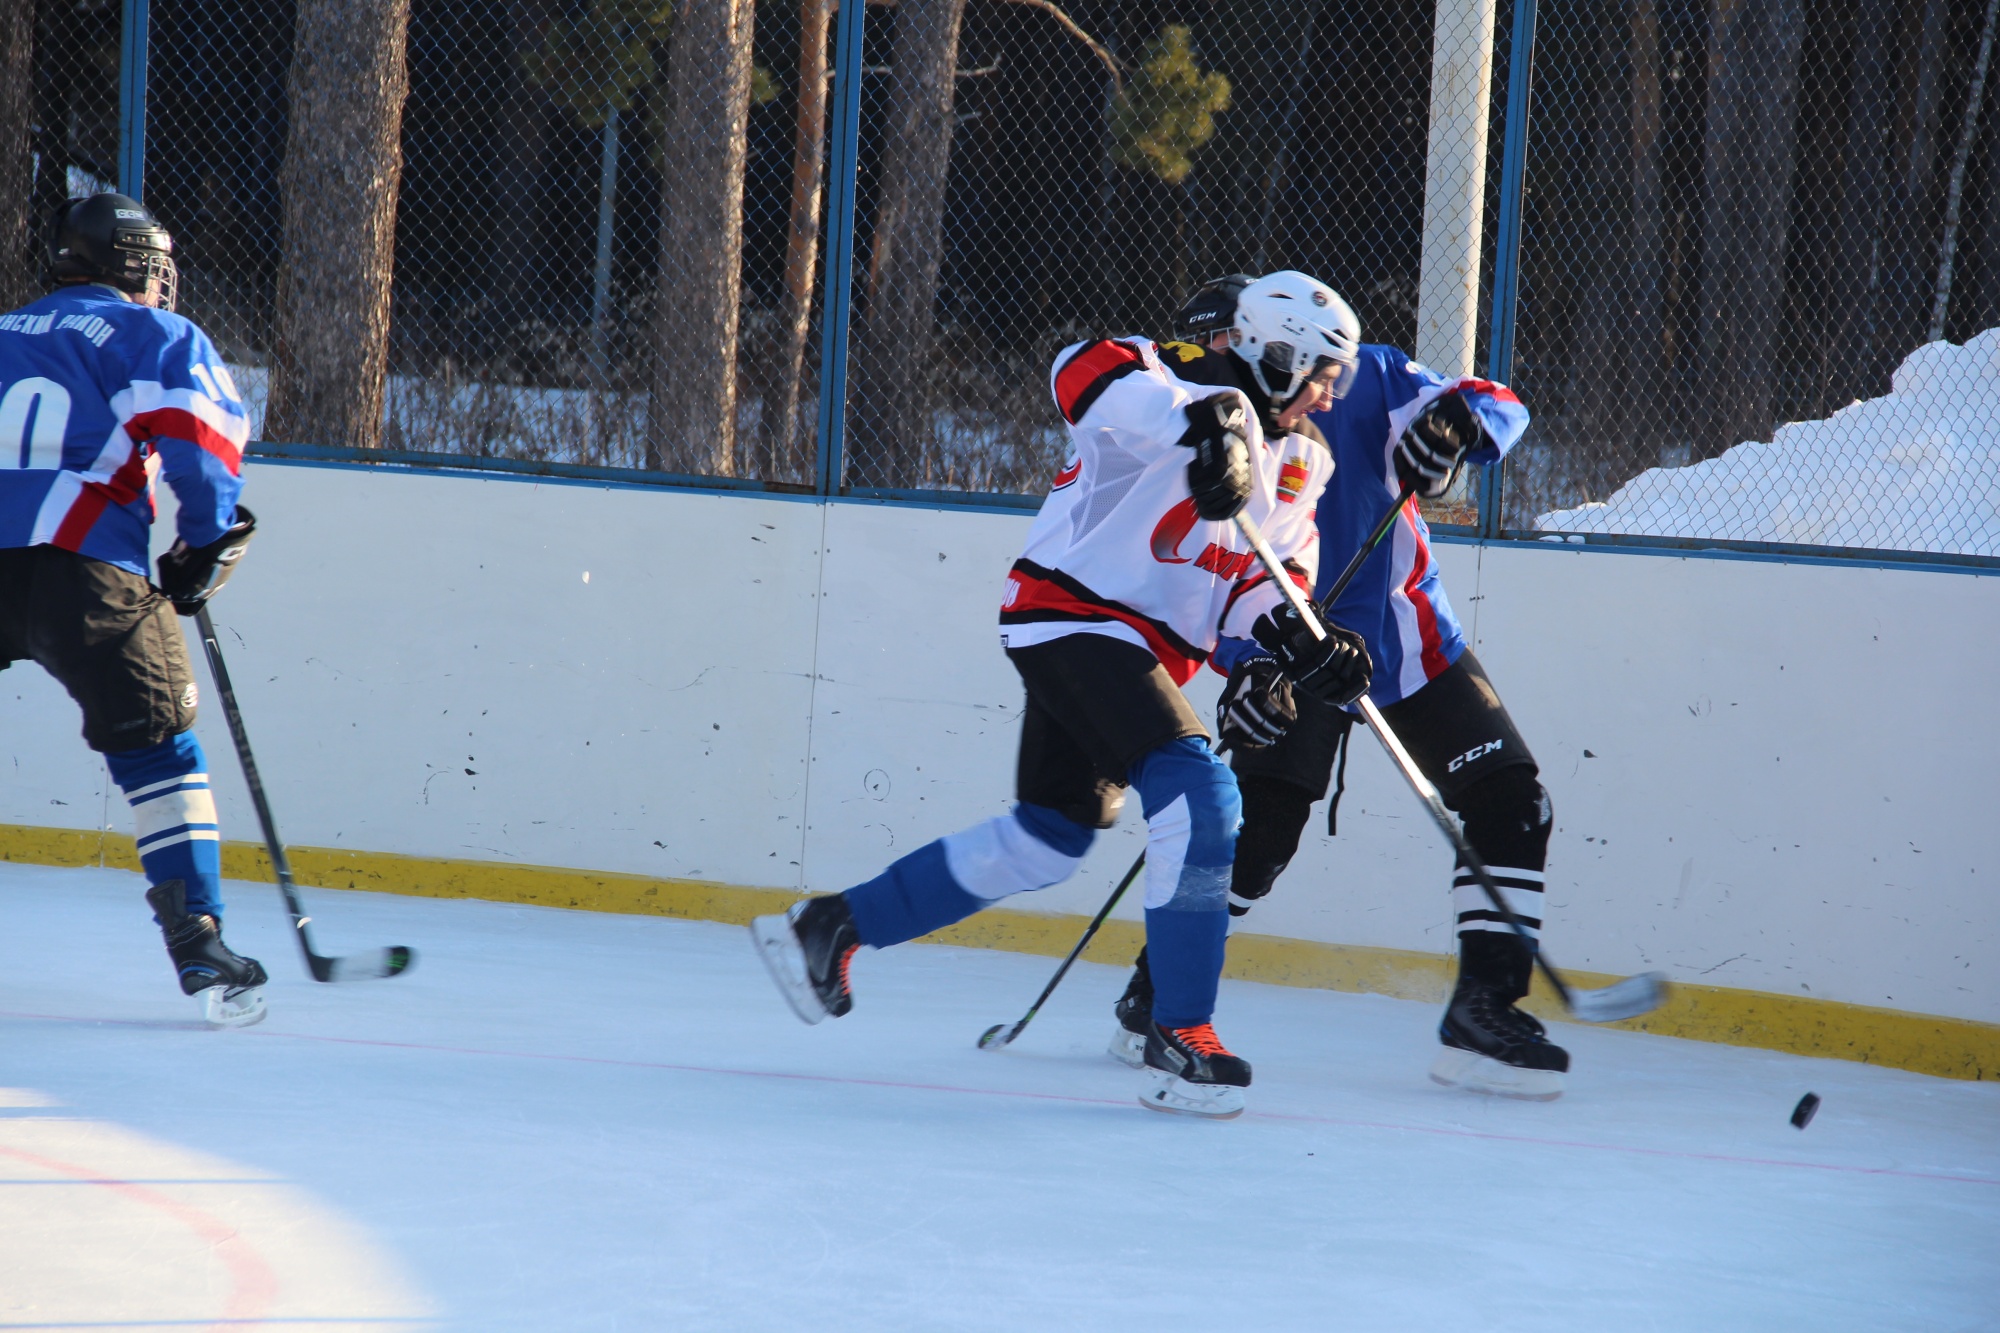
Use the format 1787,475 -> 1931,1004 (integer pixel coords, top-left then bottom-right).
1232,513 -> 1664,1021
192,607 -> 328,979
1314,482 -> 1416,617
980,851 -> 1145,1048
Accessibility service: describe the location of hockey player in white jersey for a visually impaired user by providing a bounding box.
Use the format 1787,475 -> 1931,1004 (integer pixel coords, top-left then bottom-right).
755,272 -> 1372,1118
1109,275 -> 1569,1099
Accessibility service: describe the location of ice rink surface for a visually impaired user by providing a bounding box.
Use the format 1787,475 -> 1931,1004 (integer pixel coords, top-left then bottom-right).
1,863 -> 1994,1332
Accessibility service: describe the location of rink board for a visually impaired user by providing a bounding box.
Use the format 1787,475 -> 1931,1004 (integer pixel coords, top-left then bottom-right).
1,456 -> 1993,1071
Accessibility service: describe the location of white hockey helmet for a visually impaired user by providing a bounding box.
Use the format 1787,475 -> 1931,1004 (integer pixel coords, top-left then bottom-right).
1228,270 -> 1361,403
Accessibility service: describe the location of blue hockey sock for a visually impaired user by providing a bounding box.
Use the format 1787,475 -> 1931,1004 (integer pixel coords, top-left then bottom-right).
844,804 -> 1093,950
1129,738 -> 1241,1029
842,841 -> 984,949
105,731 -> 224,918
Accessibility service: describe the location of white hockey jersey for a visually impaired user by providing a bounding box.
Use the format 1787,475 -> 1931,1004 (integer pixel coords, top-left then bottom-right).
999,338 -> 1331,684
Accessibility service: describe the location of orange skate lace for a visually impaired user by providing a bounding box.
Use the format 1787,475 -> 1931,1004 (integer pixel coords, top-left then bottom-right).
1172,1023 -> 1231,1057
836,943 -> 858,995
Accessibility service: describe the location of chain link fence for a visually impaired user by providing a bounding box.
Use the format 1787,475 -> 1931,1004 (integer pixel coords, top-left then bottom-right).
18,0 -> 1998,556
1504,0 -> 2000,556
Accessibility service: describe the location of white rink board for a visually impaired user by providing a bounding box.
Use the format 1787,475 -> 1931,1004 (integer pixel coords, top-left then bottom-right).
1,458 -> 1993,1023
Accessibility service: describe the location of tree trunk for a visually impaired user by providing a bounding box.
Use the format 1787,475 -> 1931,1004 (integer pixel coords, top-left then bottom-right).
491,0 -> 550,367
1568,3 -> 1638,480
0,0 -> 35,310
650,0 -> 756,476
1822,0 -> 1893,403
848,0 -> 969,488
769,0 -> 834,483
1693,0 -> 1806,459
1628,0 -> 1669,465
266,0 -> 413,451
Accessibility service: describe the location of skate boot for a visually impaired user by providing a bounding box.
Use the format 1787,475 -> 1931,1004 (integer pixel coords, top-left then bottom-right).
752,894 -> 861,1024
1429,935 -> 1567,1100
1138,1022 -> 1251,1119
1108,948 -> 1153,1069
146,881 -> 268,1029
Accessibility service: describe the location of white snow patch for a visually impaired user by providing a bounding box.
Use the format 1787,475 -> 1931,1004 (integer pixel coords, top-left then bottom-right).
1536,329 -> 2000,555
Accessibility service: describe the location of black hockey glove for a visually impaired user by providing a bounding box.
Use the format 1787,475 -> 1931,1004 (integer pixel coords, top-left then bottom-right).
1216,656 -> 1296,750
1394,391 -> 1482,499
1252,603 -> 1371,708
157,506 -> 256,616
1180,393 -> 1252,521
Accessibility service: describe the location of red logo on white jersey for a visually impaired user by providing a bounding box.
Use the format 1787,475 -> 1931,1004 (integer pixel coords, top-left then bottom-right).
1051,458 -> 1082,489
1150,497 -> 1201,563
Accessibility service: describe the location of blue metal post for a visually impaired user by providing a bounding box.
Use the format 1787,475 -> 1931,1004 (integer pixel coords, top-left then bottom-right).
118,0 -> 151,200
1481,0 -> 1537,538
814,0 -> 867,497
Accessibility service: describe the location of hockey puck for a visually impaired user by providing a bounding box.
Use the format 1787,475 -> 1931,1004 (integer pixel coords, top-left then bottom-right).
1790,1092 -> 1821,1129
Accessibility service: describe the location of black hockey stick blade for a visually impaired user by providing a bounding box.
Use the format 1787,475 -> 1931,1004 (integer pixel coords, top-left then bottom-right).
976,851 -> 1147,1051
322,945 -> 418,983
195,608 -> 417,985
977,1020 -> 1022,1051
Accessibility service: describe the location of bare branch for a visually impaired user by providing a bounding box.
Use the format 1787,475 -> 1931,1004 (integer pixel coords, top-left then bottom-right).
992,0 -> 1124,92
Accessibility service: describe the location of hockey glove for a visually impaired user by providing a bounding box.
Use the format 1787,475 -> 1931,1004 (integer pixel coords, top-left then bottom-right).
157,506 -> 256,616
1252,603 -> 1371,708
1394,391 -> 1482,499
1217,656 -> 1296,750
1180,394 -> 1252,521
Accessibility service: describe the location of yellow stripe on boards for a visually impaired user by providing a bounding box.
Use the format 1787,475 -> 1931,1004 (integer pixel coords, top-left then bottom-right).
3,821 -> 1992,1081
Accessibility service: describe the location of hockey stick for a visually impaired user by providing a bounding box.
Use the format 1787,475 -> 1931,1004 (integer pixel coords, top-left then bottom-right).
977,490 -> 1421,1051
193,608 -> 416,983
976,853 -> 1147,1050
1232,513 -> 1668,1024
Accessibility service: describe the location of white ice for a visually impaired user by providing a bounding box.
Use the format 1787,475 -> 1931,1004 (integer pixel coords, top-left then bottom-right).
3,862 -> 1995,1332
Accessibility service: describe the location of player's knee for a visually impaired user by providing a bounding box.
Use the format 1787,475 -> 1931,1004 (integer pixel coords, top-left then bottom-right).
1131,738 -> 1240,911
1457,766 -> 1550,867
940,803 -> 1092,902
1227,775 -> 1315,912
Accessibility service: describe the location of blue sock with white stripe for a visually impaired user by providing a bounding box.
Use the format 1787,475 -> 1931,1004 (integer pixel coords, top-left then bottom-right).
1130,738 -> 1241,1029
844,803 -> 1093,949
105,731 -> 224,918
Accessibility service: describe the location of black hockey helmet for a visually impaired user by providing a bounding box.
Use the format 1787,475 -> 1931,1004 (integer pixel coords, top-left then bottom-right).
1171,273 -> 1254,343
48,193 -> 178,311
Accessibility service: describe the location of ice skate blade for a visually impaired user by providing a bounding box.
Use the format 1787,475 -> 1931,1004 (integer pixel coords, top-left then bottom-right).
1428,1046 -> 1564,1101
1137,1069 -> 1244,1119
1107,1027 -> 1147,1069
199,985 -> 267,1029
750,913 -> 827,1026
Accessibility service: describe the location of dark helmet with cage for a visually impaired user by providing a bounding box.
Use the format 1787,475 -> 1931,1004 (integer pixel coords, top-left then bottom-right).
48,193 -> 179,312
1171,273 -> 1255,344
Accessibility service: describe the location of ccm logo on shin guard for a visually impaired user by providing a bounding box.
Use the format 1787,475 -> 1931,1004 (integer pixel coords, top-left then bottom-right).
1447,738 -> 1504,773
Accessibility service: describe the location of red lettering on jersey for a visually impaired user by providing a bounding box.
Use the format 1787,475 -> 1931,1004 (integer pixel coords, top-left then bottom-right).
1051,458 -> 1082,489
1192,543 -> 1255,580
1150,496 -> 1201,563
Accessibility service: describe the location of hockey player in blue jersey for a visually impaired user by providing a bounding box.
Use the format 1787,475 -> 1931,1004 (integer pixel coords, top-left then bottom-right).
0,194 -> 265,1026
1109,275 -> 1570,1100
755,272 -> 1373,1118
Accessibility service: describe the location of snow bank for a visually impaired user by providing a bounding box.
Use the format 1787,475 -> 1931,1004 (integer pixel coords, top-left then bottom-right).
1536,329 -> 2000,555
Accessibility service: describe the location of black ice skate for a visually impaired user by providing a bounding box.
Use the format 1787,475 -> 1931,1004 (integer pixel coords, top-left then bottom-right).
1138,1022 -> 1251,1119
146,881 -> 268,1028
751,894 -> 861,1025
1108,948 -> 1153,1069
1429,978 -> 1570,1101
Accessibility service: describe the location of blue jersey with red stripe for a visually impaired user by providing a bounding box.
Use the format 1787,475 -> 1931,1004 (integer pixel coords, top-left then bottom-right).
1212,345 -> 1529,706
0,286 -> 247,576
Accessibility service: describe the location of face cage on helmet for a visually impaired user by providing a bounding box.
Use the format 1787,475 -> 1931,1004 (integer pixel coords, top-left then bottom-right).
130,251 -> 179,313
